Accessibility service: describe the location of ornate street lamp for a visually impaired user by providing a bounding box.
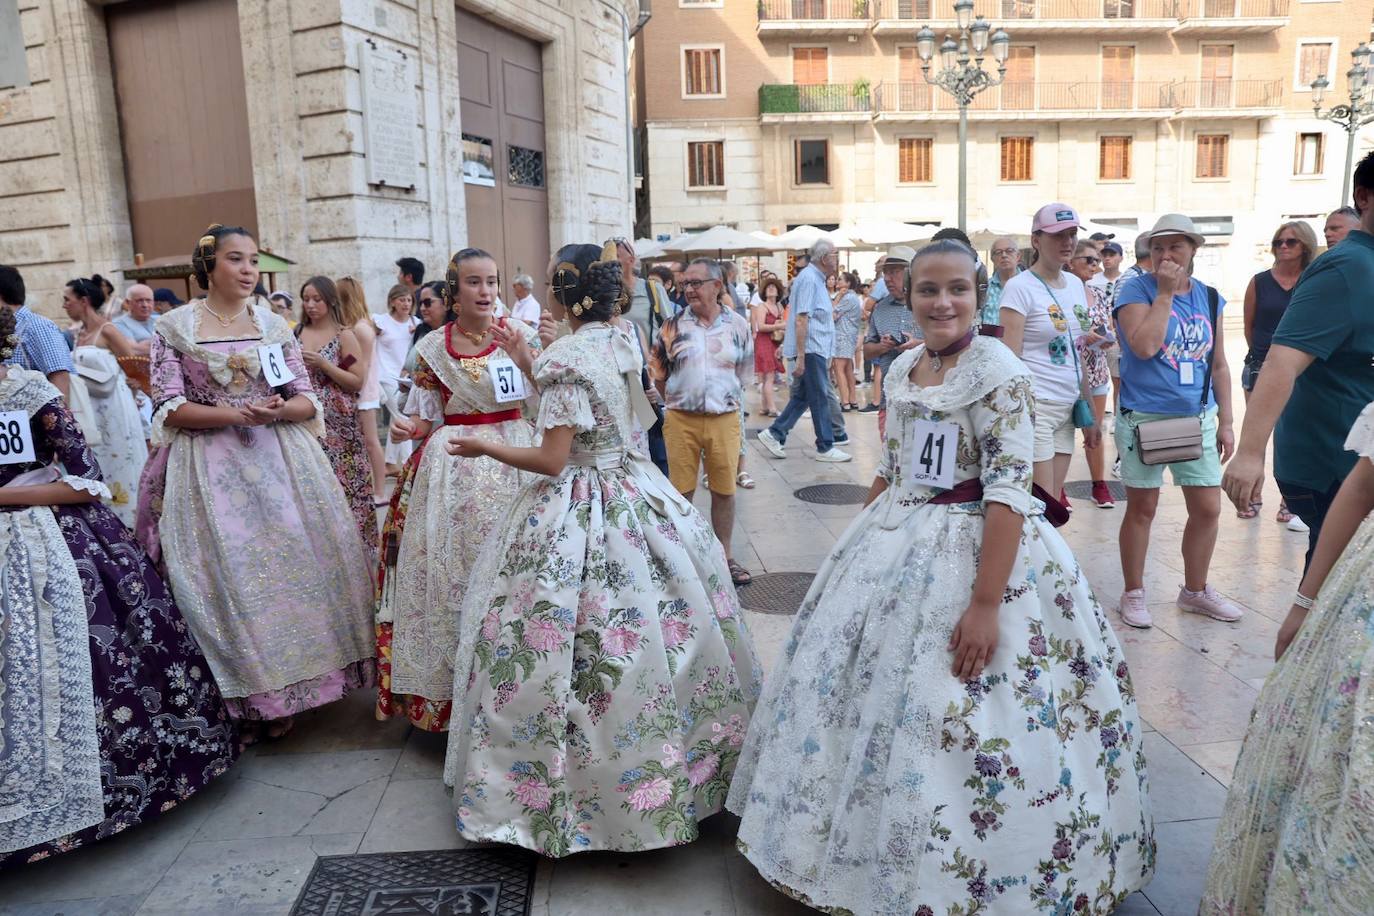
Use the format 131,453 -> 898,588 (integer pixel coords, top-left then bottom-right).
916,1 -> 1010,231
1312,41 -> 1374,206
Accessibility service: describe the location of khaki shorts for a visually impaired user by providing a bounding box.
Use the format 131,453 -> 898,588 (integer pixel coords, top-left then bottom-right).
1033,398 -> 1076,462
664,409 -> 742,496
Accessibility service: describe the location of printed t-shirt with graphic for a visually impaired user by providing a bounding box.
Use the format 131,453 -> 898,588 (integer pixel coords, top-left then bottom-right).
1112,273 -> 1223,416
998,269 -> 1090,405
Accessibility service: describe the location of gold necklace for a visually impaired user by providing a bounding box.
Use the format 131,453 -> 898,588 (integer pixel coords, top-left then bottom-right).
202,300 -> 249,328
454,319 -> 489,346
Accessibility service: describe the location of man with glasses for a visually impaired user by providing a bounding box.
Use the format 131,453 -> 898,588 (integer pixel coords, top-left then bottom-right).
758,239 -> 851,463
649,259 -> 755,586
983,236 -> 1023,326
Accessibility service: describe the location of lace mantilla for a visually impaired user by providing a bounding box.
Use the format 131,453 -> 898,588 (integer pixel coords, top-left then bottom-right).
155,302 -> 291,387
883,336 -> 1030,413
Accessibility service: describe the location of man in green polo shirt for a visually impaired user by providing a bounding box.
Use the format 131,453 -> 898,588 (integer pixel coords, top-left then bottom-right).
1224,151 -> 1374,568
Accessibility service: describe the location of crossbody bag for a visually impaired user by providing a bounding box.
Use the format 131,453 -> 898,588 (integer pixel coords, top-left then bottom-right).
1133,285 -> 1218,466
1030,273 -> 1095,429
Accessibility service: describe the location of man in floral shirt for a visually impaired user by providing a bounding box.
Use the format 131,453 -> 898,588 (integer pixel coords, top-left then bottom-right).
649,258 -> 754,585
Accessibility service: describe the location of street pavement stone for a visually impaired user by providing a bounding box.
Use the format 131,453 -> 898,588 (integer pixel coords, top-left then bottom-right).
0,332 -> 1291,915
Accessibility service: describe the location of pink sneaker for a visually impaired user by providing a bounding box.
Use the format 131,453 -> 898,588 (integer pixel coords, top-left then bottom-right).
1177,585 -> 1244,623
1118,589 -> 1153,629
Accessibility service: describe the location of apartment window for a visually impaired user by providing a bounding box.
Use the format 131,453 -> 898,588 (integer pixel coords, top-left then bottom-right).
1201,44 -> 1234,107
1000,136 -> 1034,182
0,0 -> 28,91
687,141 -> 725,188
794,139 -> 829,185
1003,46 -> 1034,110
1102,45 -> 1135,109
1296,41 -> 1333,90
898,138 -> 933,183
792,47 -> 829,86
1099,136 -> 1132,180
1196,134 -> 1229,179
1104,0 -> 1134,18
1294,132 -> 1325,175
682,46 -> 723,97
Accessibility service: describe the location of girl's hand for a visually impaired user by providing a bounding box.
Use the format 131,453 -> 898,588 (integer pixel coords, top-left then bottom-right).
1217,423 -> 1236,464
1082,424 -> 1102,450
493,323 -> 535,376
241,395 -> 286,426
1275,605 -> 1308,660
301,349 -> 324,370
538,312 -> 559,348
390,416 -> 417,443
949,603 -> 999,679
446,435 -> 486,458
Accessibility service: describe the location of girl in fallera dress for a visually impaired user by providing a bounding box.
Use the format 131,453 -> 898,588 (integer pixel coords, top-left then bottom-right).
0,307 -> 236,868
296,275 -> 378,565
138,224 -> 376,744
726,240 -> 1154,915
441,244 -> 761,857
375,249 -> 541,732
1202,401 -> 1374,914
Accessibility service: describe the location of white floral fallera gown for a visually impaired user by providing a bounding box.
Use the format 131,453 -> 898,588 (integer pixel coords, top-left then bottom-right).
443,323 -> 762,857
727,338 -> 1154,916
1201,405 -> 1374,914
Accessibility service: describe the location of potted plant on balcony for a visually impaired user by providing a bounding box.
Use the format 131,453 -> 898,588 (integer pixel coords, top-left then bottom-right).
852,77 -> 873,110
852,0 -> 871,16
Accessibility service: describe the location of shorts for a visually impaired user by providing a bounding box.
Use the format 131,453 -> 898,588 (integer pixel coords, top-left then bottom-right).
1114,407 -> 1221,489
1090,384 -> 1110,398
1105,347 -> 1121,377
664,409 -> 742,496
1033,399 -> 1076,462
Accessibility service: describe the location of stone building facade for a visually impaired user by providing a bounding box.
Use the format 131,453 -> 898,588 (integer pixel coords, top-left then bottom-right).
0,0 -> 643,316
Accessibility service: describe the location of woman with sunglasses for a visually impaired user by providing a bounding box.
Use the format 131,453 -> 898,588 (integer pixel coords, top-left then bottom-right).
1068,239 -> 1117,509
1237,222 -> 1319,526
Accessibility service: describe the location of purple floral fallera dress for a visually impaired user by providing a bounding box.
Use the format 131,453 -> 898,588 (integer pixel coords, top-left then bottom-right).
442,323 -> 762,857
727,339 -> 1154,915
0,368 -> 236,869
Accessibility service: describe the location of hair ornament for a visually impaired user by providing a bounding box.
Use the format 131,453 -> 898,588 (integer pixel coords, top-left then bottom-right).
571,295 -> 594,318
593,241 -> 618,268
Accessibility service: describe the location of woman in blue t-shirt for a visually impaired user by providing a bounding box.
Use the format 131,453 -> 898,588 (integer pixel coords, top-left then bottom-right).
1112,214 -> 1243,631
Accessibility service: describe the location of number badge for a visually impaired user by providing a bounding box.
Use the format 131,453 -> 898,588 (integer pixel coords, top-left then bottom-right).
487,356 -> 526,404
0,410 -> 36,465
906,418 -> 960,490
257,343 -> 297,387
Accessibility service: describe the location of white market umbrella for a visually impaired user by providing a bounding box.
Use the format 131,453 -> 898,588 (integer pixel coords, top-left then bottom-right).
840,218 -> 940,248
772,225 -> 859,251
634,237 -> 666,259
662,225 -> 776,258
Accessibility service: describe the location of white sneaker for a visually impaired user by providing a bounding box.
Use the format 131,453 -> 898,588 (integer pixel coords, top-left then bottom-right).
1118,588 -> 1153,629
1112,456 -> 1122,480
1287,515 -> 1310,533
814,447 -> 852,463
1177,585 -> 1244,623
757,429 -> 786,459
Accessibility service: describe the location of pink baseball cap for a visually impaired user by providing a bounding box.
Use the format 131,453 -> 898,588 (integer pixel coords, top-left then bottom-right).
1032,203 -> 1081,234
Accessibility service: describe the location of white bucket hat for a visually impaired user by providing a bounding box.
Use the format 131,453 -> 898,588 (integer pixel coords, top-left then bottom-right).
1144,213 -> 1205,248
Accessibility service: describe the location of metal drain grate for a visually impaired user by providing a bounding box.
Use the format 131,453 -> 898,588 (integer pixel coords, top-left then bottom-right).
793,483 -> 870,505
290,847 -> 537,916
737,572 -> 815,615
1062,479 -> 1127,501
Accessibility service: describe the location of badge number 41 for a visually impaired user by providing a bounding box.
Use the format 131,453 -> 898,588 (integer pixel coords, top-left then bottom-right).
0,410 -> 36,465
488,357 -> 526,404
906,418 -> 959,489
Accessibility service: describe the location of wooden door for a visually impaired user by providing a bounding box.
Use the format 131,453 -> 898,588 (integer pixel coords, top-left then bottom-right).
1201,44 -> 1233,107
456,7 -> 550,296
1102,45 -> 1135,109
1002,46 -> 1034,110
792,47 -> 829,85
105,0 -> 257,263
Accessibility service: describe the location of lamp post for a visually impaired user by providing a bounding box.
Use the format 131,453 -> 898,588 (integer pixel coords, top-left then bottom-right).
916,0 -> 1010,232
1311,42 -> 1374,206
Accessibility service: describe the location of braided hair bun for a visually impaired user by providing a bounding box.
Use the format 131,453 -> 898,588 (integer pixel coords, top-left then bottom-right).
190,223 -> 255,289
549,243 -> 623,323
0,301 -> 16,362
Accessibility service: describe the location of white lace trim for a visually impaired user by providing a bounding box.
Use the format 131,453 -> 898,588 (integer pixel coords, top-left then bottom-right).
1345,401 -> 1374,459
297,391 -> 326,440
150,395 -> 188,448
884,336 -> 1028,413
59,475 -> 111,499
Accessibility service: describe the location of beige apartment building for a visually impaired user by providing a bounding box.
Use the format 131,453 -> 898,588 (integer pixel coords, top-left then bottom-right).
0,0 -> 643,316
637,0 -> 1374,292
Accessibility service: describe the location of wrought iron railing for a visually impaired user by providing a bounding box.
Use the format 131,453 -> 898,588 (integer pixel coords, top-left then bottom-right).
873,78 -> 1282,112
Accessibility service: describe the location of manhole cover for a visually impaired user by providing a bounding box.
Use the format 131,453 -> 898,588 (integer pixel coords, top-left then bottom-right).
291,848 -> 537,916
737,572 -> 815,615
793,483 -> 870,505
1062,479 -> 1127,501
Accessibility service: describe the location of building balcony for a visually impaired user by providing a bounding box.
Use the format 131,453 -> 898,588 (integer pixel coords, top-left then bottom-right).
757,0 -> 875,36
872,0 -> 1180,33
1173,0 -> 1289,34
872,78 -> 1282,119
759,82 -> 877,121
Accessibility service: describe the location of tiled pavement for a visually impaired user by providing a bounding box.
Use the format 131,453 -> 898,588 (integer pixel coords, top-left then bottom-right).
0,331 -> 1301,915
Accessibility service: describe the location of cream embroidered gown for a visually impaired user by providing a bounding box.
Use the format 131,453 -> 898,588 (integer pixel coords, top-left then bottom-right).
727,339 -> 1154,916
442,322 -> 762,857
375,319 -> 541,731
1201,405 -> 1374,914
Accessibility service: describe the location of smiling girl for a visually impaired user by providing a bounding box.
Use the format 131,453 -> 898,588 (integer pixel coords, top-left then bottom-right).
727,239 -> 1153,915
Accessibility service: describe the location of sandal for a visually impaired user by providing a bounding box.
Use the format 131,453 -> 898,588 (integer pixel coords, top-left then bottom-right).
728,559 -> 752,586
736,471 -> 756,490
1237,502 -> 1260,520
1276,504 -> 1295,524
373,495 -> 391,508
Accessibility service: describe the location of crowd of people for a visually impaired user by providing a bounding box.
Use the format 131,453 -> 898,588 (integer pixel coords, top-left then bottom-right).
2,151 -> 1374,915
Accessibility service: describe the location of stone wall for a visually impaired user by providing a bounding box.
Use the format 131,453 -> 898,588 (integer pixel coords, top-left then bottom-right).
0,0 -> 639,316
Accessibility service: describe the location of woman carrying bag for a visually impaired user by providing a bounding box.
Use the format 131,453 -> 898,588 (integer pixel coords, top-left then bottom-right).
1112,214 -> 1242,630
